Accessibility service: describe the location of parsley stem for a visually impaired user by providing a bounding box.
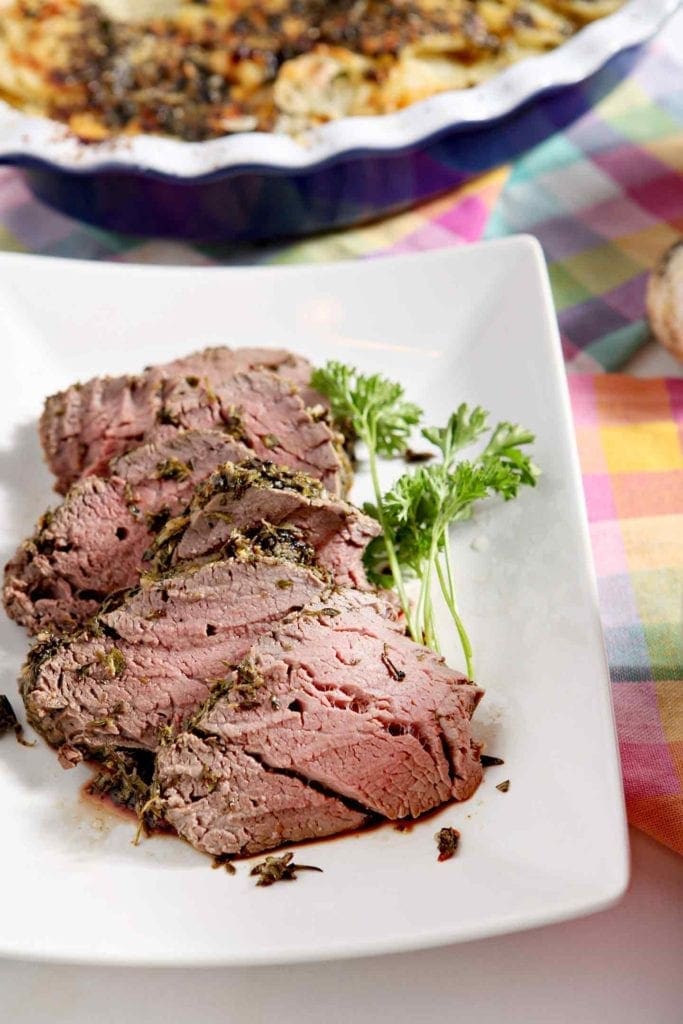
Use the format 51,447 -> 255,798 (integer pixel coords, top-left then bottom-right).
367,442 -> 415,637
424,589 -> 440,654
436,535 -> 474,679
416,536 -> 439,648
414,565 -> 430,646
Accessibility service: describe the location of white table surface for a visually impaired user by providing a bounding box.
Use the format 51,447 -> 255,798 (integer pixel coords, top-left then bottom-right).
3,8 -> 683,1016
0,827 -> 680,1024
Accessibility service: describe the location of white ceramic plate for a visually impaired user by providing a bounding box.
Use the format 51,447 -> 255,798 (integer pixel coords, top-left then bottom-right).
0,239 -> 628,967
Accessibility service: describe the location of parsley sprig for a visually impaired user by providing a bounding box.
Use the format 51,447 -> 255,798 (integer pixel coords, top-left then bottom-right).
365,410 -> 539,674
311,362 -> 421,613
312,365 -> 539,677
311,361 -> 422,457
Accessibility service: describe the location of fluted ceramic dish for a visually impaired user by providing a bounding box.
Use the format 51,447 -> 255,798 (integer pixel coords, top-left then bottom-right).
0,239 -> 628,965
0,0 -> 678,240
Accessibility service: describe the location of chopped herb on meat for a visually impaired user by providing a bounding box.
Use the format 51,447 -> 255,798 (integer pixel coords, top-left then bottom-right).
88,748 -> 154,811
103,648 -> 126,678
300,606 -> 340,618
154,458 -> 191,482
230,658 -> 266,709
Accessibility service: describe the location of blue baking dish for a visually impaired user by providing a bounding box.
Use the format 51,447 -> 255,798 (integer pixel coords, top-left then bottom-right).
0,0 -> 677,242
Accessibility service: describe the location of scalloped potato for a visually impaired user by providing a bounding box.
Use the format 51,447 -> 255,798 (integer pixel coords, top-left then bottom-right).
0,0 -> 625,141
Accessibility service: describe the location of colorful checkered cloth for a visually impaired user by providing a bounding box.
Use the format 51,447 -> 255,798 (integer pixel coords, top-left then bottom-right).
0,34 -> 682,854
487,44 -> 683,373
570,376 -> 683,857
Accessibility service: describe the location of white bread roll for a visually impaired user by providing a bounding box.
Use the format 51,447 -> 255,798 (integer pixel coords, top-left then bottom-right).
646,241 -> 683,363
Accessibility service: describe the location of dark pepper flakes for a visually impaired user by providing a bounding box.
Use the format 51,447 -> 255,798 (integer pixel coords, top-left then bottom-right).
0,694 -> 35,748
381,644 -> 405,681
212,854 -> 237,875
404,448 -> 434,464
435,826 -> 460,862
250,851 -> 322,887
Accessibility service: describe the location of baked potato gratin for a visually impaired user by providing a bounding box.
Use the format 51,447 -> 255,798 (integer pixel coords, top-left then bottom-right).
0,0 -> 625,141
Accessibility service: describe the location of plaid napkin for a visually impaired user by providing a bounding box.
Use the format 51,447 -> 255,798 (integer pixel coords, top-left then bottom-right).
487,44 -> 683,373
570,376 -> 683,857
0,37 -> 682,854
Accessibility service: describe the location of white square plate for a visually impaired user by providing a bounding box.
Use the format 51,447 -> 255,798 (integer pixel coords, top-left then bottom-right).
0,238 -> 628,966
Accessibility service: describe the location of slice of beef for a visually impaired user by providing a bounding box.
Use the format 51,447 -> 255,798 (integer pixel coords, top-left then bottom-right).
151,459 -> 379,589
158,372 -> 348,496
165,347 -> 314,398
3,430 -> 252,635
21,535 -> 330,760
159,735 -> 369,857
40,346 -> 318,493
165,347 -> 323,414
157,591 -> 483,856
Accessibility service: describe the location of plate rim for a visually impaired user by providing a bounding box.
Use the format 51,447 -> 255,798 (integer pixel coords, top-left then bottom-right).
0,876 -> 629,969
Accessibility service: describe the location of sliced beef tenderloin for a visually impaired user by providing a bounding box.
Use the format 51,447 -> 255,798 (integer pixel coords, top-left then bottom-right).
21,534 -> 330,761
152,459 -> 378,588
166,346 -> 314,395
158,735 -> 369,857
110,427 -> 252,511
3,430 -> 251,635
40,346 -> 318,494
157,591 -> 482,856
158,372 -> 348,496
167,346 -> 324,412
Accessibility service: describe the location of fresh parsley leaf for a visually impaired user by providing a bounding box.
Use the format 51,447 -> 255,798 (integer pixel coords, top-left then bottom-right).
362,534 -> 401,589
311,362 -> 422,457
312,361 -> 423,616
481,421 -> 540,495
364,405 -> 539,674
313,365 -> 540,674
422,404 -> 488,468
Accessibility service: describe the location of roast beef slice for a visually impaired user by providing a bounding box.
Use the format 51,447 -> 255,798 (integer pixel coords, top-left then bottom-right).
158,733 -> 368,857
4,430 -> 251,634
158,591 -> 482,855
158,372 -> 348,496
40,346 -> 318,492
152,459 -> 378,588
22,551 -> 329,757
